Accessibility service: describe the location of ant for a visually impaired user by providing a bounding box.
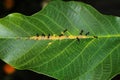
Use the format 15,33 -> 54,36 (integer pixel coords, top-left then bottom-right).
93,36 -> 98,38
42,33 -> 45,37
76,37 -> 80,42
63,29 -> 67,33
59,34 -> 63,37
48,34 -> 50,38
85,32 -> 90,36
80,30 -> 83,35
59,29 -> 67,37
36,33 -> 39,37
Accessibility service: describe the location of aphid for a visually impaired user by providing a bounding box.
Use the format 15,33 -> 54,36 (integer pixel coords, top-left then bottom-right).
63,29 -> 67,33
80,30 -> 83,35
48,42 -> 52,45
36,33 -> 39,37
76,37 -> 80,42
93,36 -> 98,38
85,32 -> 90,36
48,34 -> 50,38
41,33 -> 45,37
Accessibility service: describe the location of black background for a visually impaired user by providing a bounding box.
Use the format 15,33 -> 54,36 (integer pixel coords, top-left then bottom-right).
0,0 -> 120,80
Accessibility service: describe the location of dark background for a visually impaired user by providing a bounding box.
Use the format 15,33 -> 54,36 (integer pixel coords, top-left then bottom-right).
0,0 -> 120,80
0,0 -> 120,18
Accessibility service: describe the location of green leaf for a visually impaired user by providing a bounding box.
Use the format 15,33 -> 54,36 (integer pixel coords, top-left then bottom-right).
0,1 -> 120,80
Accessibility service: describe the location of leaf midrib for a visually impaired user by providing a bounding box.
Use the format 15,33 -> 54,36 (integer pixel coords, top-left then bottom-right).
0,35 -> 119,40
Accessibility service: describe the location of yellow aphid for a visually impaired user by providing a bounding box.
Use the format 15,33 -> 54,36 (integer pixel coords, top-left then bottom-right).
29,35 -> 90,40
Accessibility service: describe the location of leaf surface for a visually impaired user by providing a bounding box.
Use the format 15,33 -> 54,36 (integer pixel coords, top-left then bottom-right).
0,1 -> 120,80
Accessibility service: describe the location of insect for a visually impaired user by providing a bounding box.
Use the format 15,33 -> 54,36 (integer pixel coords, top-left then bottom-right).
93,36 -> 98,38
41,33 -> 45,37
48,34 -> 50,38
76,37 -> 80,42
33,29 -> 96,42
59,34 -> 63,37
63,29 -> 67,33
36,33 -> 39,37
80,30 -> 83,35
85,32 -> 90,36
59,29 -> 67,37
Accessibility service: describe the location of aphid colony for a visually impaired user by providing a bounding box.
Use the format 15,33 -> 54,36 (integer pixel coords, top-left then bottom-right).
30,29 -> 98,41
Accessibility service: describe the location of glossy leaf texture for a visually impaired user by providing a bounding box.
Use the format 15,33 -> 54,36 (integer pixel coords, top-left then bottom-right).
0,1 -> 120,80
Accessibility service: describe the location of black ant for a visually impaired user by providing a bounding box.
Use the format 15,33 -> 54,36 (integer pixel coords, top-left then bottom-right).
93,36 -> 98,38
42,33 -> 45,37
80,30 -> 83,35
48,34 -> 50,38
36,33 -> 39,37
59,29 -> 67,37
85,32 -> 90,36
76,37 -> 80,42
59,34 -> 63,37
63,29 -> 67,33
